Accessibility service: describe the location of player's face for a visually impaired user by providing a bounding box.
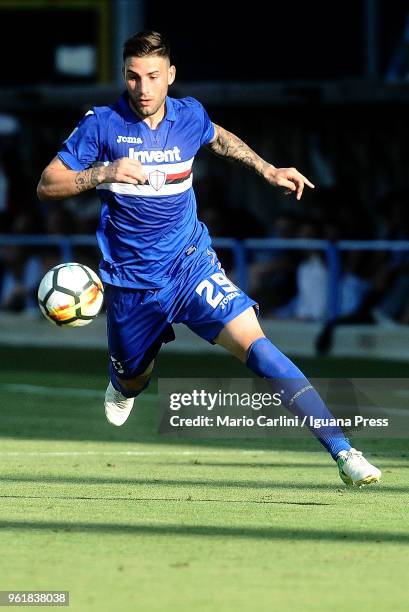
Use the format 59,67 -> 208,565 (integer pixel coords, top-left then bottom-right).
123,55 -> 176,122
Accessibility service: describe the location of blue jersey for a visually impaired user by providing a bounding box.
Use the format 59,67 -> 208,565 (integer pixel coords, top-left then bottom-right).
58,93 -> 215,289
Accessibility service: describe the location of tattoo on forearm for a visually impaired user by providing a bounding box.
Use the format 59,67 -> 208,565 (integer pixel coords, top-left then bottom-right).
207,124 -> 270,176
74,167 -> 100,193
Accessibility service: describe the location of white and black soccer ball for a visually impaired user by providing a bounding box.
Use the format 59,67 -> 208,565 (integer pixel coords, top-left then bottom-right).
37,262 -> 104,327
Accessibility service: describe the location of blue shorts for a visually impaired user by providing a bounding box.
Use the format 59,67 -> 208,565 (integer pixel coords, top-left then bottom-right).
105,248 -> 257,379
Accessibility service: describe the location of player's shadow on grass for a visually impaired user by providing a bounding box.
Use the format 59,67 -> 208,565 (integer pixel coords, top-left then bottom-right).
0,473 -> 406,492
0,520 -> 408,544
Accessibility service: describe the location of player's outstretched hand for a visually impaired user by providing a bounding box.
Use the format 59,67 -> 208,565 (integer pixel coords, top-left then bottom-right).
100,158 -> 148,185
265,166 -> 315,200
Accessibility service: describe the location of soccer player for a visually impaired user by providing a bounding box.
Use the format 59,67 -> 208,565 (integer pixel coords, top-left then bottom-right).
37,31 -> 381,486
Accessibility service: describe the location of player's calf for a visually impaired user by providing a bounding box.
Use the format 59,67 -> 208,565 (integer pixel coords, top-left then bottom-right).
245,337 -> 352,458
246,338 -> 382,485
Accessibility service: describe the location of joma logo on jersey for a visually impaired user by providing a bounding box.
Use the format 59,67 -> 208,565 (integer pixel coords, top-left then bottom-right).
117,135 -> 143,144
128,146 -> 181,163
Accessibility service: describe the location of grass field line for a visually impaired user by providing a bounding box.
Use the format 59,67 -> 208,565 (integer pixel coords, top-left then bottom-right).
0,449 -> 306,457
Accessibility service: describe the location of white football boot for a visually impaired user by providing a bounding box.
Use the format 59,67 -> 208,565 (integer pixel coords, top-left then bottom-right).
104,381 -> 134,426
337,448 -> 381,486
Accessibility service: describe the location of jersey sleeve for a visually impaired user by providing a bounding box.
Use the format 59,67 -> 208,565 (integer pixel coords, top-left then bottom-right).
57,110 -> 100,171
200,104 -> 215,146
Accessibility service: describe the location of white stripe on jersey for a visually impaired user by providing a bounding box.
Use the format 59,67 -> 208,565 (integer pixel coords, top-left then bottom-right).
97,174 -> 193,197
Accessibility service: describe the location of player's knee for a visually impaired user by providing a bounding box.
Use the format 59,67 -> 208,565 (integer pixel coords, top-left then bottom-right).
215,307 -> 264,362
119,360 -> 154,392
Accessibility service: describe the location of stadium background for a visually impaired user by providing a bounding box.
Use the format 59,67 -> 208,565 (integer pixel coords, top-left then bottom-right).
0,2 -> 408,611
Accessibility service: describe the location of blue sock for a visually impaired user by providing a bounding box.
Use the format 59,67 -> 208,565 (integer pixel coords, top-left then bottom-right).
109,362 -> 150,398
246,337 -> 351,460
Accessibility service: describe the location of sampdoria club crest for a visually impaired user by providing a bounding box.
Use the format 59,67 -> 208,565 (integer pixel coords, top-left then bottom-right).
148,170 -> 166,191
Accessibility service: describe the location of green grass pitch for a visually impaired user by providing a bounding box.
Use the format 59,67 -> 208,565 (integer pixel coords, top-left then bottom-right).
0,346 -> 408,611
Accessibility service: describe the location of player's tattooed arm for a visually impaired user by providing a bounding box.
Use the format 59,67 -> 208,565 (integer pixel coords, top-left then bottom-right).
206,123 -> 315,200
37,156 -> 147,201
74,166 -> 101,193
37,156 -> 104,201
206,124 -> 271,178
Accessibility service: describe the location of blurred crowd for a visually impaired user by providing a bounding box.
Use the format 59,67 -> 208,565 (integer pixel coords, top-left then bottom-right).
0,135 -> 101,314
1,112 -> 409,329
197,182 -> 409,328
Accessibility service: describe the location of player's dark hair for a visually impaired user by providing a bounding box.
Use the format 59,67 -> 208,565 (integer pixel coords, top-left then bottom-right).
123,31 -> 171,62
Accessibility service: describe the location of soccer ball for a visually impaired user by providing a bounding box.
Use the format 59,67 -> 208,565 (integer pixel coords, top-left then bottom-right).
37,262 -> 104,327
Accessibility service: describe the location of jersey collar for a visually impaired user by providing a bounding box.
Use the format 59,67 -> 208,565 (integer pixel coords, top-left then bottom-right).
165,96 -> 176,121
118,92 -> 176,124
